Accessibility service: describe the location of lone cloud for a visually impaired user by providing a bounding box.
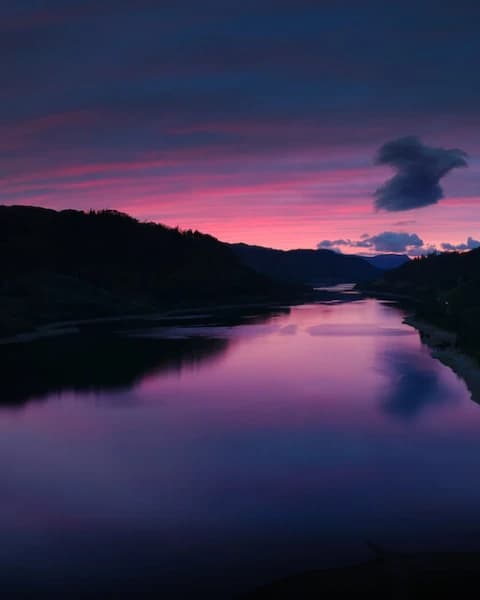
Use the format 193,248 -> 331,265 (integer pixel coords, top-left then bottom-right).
374,136 -> 468,212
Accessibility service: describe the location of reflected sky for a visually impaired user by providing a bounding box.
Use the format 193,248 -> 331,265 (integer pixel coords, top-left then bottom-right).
1,299 -> 480,598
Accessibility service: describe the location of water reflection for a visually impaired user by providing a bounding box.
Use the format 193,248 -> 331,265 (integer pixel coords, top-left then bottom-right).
1,299 -> 479,599
379,349 -> 456,421
0,335 -> 230,407
0,307 -> 291,407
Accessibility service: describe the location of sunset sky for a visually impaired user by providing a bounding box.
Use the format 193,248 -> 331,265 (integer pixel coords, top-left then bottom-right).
2,1 -> 479,254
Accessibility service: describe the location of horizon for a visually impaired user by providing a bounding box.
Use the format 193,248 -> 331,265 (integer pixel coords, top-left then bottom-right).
0,203 -> 433,258
2,2 -> 479,256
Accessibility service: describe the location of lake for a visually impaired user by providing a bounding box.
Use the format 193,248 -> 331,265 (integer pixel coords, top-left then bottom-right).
2,295 -> 480,598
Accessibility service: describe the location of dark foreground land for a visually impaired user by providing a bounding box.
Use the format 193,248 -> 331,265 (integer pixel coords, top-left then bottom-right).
5,549 -> 480,599
248,548 -> 480,599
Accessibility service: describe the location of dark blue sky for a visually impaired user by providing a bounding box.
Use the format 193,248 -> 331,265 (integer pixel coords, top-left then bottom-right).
2,1 -> 479,250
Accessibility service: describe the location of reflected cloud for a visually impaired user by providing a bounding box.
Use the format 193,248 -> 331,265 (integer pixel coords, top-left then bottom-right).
378,349 -> 454,421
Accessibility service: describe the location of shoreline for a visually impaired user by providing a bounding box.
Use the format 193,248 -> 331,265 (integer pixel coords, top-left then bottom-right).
403,315 -> 480,404
360,285 -> 480,404
0,288 -> 363,345
5,290 -> 480,408
0,299 -> 299,345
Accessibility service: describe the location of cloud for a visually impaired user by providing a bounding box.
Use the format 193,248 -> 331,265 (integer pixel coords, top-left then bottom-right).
374,136 -> 468,212
365,231 -> 424,252
318,231 -> 480,257
316,238 -> 349,249
407,244 -> 438,257
318,231 -> 423,254
440,236 -> 480,251
393,220 -> 416,226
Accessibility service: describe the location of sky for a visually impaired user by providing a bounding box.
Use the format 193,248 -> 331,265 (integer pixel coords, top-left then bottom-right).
2,0 -> 480,254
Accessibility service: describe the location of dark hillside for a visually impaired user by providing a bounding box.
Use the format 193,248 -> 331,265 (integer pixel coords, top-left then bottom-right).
0,206 -> 304,335
362,254 -> 410,270
231,243 -> 381,285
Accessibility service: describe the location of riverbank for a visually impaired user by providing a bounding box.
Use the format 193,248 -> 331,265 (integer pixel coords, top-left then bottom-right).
0,300 -> 286,345
403,315 -> 480,404
0,287 -> 363,345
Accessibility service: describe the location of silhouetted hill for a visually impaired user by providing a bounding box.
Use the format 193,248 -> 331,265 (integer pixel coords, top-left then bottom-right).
230,243 -> 381,285
0,206 -> 305,335
362,254 -> 410,270
360,249 -> 480,361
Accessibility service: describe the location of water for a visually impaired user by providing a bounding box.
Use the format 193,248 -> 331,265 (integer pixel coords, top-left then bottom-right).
1,297 -> 480,598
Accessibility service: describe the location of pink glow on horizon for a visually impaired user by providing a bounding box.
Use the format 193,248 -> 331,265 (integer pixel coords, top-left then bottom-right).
2,108 -> 479,250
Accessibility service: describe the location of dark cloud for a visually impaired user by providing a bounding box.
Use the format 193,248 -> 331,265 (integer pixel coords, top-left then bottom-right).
318,231 -> 423,254
374,136 -> 468,212
441,236 -> 480,252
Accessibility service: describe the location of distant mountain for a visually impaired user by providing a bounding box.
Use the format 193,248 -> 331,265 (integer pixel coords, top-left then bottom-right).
359,249 -> 480,361
362,254 -> 410,270
230,243 -> 381,286
0,206 -> 306,336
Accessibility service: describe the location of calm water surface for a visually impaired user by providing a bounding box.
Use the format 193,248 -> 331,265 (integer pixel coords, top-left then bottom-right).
2,297 -> 480,598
